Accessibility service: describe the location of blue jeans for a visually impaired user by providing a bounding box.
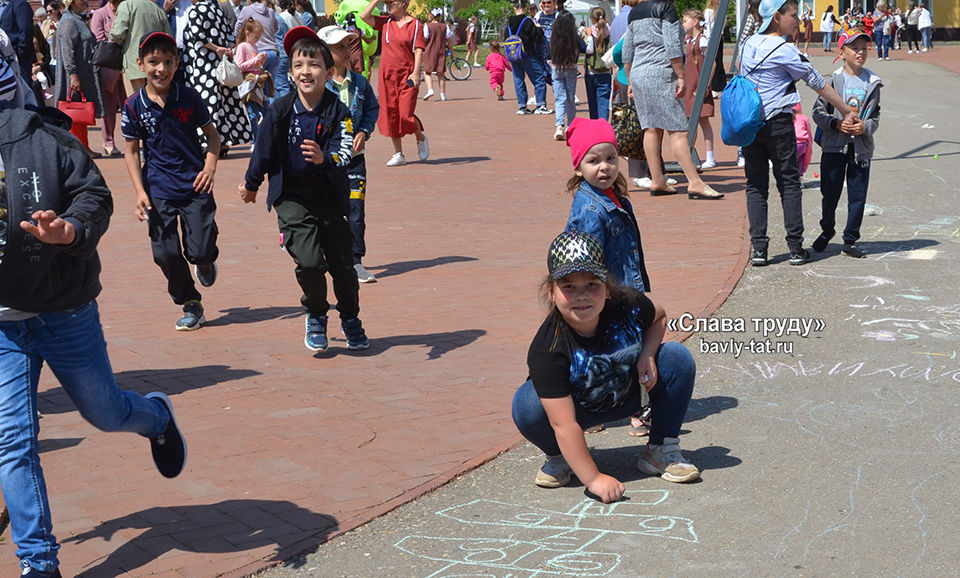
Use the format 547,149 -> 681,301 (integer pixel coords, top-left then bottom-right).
585,72 -> 611,120
822,30 -> 833,51
552,66 -> 578,127
875,31 -> 890,58
921,27 -> 932,50
0,302 -> 169,573
512,342 -> 695,455
512,55 -> 548,109
263,49 -> 289,102
247,100 -> 264,143
819,152 -> 870,244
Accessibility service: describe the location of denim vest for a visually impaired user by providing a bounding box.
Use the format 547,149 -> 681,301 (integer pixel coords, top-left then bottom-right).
565,181 -> 651,292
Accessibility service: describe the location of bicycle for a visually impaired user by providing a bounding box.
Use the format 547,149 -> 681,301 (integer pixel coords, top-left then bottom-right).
447,47 -> 472,81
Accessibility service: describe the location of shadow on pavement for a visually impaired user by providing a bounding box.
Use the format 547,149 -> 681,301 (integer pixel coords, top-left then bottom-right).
350,328 -> 487,360
64,500 -> 338,578
421,156 -> 490,165
685,395 -> 739,423
371,255 -> 478,279
38,437 -> 84,454
38,365 -> 261,415
206,305 -> 304,326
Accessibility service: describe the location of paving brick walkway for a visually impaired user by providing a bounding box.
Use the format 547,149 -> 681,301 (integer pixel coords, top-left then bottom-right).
0,63 -> 759,576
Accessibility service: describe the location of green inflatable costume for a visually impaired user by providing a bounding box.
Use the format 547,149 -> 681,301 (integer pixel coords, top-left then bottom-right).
335,0 -> 380,79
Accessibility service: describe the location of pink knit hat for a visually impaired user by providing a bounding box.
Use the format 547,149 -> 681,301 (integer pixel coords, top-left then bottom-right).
565,118 -> 619,169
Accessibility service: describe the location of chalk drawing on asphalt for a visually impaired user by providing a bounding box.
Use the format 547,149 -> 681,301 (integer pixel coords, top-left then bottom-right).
394,492 -> 697,577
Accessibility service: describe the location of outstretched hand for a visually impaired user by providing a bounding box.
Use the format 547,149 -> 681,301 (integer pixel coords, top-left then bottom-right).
20,210 -> 76,245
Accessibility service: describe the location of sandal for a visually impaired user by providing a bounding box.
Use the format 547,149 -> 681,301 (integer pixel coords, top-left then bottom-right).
649,185 -> 678,196
584,424 -> 606,434
688,185 -> 724,200
628,413 -> 650,437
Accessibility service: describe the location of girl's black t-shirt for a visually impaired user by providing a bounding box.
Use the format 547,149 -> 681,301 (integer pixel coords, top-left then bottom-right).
527,289 -> 655,412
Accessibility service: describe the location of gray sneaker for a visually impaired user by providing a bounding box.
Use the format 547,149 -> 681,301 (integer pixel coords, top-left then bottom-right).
637,437 -> 700,483
535,454 -> 572,488
354,263 -> 377,283
175,300 -> 205,331
533,105 -> 553,115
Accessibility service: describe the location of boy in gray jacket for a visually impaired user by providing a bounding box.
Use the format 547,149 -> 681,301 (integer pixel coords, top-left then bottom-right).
811,30 -> 882,259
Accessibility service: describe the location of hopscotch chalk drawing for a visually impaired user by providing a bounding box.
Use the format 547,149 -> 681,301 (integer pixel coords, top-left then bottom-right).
394,491 -> 696,577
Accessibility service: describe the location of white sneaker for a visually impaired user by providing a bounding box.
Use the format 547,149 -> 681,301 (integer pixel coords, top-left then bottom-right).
737,156 -> 745,167
921,48 -> 928,53
553,125 -> 565,141
666,177 -> 678,186
574,95 -> 581,104
908,49 -> 913,53
637,437 -> 700,483
422,89 -> 435,100
634,177 -> 653,189
533,105 -> 553,115
385,152 -> 406,166
417,134 -> 430,161
440,93 -> 447,101
527,97 -> 536,107
700,160 -> 716,169
473,62 -> 482,67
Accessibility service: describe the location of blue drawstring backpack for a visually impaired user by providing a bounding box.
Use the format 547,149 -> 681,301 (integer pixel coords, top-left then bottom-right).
720,42 -> 786,147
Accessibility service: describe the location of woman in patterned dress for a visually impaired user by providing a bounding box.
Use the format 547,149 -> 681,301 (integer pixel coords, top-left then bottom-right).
621,0 -> 722,199
184,0 -> 253,156
360,0 -> 429,167
55,0 -> 104,125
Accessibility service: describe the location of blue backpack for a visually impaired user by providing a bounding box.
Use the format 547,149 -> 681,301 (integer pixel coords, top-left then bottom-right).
504,17 -> 530,63
720,43 -> 786,147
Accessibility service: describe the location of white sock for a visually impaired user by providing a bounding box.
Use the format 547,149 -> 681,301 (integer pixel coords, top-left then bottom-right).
706,151 -> 715,164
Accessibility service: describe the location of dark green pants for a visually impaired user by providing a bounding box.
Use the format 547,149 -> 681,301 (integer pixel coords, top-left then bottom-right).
274,193 -> 359,319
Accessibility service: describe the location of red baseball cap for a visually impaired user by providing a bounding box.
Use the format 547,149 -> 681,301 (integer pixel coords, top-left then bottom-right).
283,26 -> 320,57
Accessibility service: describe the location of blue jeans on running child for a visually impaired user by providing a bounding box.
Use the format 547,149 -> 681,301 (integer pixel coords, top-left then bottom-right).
819,152 -> 870,244
552,66 -> 578,127
512,55 -> 548,109
512,342 -> 695,455
585,72 -> 611,120
0,301 -> 170,574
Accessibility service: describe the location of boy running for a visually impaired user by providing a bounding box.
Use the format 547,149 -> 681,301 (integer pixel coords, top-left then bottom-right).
121,32 -> 221,330
240,26 -> 369,352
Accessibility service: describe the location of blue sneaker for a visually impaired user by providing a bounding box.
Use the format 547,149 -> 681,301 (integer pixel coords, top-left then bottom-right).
304,314 -> 328,351
341,317 -> 369,350
175,300 -> 205,331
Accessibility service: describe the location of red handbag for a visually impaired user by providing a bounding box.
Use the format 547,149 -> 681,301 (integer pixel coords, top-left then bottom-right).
57,89 -> 96,127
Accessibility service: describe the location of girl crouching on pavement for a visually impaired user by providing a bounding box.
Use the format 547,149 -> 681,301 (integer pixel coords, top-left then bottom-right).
512,230 -> 700,503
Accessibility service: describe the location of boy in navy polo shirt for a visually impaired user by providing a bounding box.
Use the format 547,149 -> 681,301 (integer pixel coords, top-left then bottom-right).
239,26 -> 369,353
121,32 -> 222,331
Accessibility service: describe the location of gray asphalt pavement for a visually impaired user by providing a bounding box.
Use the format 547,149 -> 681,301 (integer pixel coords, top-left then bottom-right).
256,56 -> 960,577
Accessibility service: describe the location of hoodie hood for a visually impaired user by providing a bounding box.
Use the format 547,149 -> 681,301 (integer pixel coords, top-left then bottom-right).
0,104 -> 43,146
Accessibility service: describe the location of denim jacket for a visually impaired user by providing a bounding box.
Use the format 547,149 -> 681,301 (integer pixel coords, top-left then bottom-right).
327,70 -> 380,139
565,181 -> 651,292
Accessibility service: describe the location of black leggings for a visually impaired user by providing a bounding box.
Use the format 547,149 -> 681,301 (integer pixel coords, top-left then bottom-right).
907,25 -> 921,50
